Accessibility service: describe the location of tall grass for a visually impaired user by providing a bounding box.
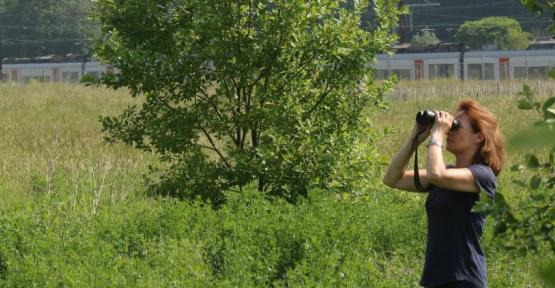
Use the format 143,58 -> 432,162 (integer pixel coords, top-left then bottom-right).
0,83 -> 154,210
0,82 -> 549,287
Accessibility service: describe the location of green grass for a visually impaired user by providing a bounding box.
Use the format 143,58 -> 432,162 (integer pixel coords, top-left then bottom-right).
0,82 -> 550,287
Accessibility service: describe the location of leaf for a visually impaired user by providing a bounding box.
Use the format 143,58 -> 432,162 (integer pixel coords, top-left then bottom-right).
493,221 -> 508,234
472,191 -> 494,213
520,84 -> 533,98
530,175 -> 542,190
539,259 -> 555,287
518,99 -> 534,110
494,191 -> 508,206
542,97 -> 555,113
526,154 -> 541,169
510,164 -> 525,171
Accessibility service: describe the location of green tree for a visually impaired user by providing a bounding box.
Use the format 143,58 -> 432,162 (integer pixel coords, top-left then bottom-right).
0,0 -> 97,57
474,87 -> 555,287
94,0 -> 401,205
492,2 -> 555,285
410,30 -> 440,48
455,17 -> 530,50
522,0 -> 555,16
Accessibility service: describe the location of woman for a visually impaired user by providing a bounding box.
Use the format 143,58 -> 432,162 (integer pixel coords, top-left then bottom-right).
382,99 -> 505,288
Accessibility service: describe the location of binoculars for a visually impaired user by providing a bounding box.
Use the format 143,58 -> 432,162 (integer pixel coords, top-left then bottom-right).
416,111 -> 460,130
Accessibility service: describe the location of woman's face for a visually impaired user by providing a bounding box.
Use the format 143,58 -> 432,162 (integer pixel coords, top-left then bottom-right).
446,111 -> 483,153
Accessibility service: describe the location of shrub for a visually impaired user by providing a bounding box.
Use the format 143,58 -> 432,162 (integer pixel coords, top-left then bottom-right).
93,0 -> 401,204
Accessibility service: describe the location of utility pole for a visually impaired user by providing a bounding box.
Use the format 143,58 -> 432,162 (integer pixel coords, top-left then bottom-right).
406,0 -> 440,39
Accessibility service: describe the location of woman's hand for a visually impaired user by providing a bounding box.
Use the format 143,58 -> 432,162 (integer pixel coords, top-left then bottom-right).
430,111 -> 453,139
411,121 -> 431,146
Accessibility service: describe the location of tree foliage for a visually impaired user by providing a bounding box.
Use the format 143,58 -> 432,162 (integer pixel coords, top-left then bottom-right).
0,0 -> 98,57
473,87 -> 555,287
522,0 -> 555,17
477,2 -> 555,285
455,17 -> 530,50
94,0 -> 401,205
410,30 -> 440,49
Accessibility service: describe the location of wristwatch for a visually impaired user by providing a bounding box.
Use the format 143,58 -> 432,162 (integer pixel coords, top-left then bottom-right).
427,138 -> 443,148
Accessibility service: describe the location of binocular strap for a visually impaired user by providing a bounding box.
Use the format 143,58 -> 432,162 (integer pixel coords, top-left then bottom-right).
412,128 -> 431,192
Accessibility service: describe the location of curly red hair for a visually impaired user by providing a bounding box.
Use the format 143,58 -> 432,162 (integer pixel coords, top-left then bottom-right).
456,99 -> 506,176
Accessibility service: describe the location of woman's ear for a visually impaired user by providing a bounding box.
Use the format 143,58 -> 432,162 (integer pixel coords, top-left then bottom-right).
475,132 -> 485,144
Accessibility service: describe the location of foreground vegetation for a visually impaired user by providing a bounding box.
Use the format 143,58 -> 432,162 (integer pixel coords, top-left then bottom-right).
0,82 -> 551,287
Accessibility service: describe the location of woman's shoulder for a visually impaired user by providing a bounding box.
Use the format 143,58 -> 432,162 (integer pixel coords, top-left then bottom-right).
467,163 -> 497,197
468,163 -> 495,177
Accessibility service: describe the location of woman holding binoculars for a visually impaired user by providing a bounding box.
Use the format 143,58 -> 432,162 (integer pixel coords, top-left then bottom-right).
382,99 -> 506,288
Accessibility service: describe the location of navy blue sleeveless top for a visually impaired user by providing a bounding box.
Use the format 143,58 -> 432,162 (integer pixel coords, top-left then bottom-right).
420,164 -> 496,288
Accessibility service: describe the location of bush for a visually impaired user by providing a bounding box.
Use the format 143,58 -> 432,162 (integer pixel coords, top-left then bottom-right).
410,30 -> 439,48
94,0 -> 401,204
455,17 -> 529,50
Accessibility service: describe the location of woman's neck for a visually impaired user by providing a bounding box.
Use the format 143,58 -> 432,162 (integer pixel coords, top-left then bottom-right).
455,146 -> 480,168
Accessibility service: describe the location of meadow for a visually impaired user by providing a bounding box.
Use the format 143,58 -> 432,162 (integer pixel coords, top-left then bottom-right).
0,80 -> 551,287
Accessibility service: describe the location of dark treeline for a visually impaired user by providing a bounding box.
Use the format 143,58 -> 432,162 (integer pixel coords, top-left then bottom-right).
0,0 -> 98,58
0,0 -> 552,58
403,0 -> 552,42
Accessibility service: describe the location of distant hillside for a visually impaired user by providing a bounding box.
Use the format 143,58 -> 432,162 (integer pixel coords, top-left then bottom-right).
403,0 -> 552,42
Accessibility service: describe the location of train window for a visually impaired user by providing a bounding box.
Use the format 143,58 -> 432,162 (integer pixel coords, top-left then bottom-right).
391,69 -> 411,80
528,67 -> 548,79
86,71 -> 101,80
429,64 -> 454,79
71,72 -> 80,82
484,64 -> 494,80
429,65 -> 437,79
467,64 -> 494,80
1,73 -> 7,81
514,67 -> 526,79
468,64 -> 482,80
375,69 -> 389,80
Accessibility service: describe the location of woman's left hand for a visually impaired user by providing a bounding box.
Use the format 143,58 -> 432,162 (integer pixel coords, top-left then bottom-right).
430,111 -> 453,138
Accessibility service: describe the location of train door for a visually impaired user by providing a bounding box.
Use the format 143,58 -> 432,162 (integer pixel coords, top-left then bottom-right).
53,68 -> 60,82
11,69 -> 19,83
415,59 -> 424,80
499,57 -> 510,80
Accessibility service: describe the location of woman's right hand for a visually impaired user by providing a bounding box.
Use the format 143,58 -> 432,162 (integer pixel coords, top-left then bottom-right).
411,122 -> 431,146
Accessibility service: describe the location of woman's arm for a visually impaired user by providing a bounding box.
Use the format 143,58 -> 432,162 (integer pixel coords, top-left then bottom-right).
382,123 -> 431,192
426,111 -> 479,193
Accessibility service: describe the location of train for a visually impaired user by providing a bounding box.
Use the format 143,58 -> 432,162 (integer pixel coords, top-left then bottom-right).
2,49 -> 555,83
374,49 -> 555,81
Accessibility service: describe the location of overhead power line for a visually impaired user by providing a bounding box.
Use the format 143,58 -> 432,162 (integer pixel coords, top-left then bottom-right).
423,1 -> 520,11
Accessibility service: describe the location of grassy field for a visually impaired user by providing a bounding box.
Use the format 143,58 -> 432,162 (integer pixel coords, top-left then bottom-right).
0,81 -> 551,287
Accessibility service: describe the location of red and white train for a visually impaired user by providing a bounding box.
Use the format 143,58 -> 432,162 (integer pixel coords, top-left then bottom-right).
2,49 -> 555,83
1,61 -> 111,83
374,49 -> 555,81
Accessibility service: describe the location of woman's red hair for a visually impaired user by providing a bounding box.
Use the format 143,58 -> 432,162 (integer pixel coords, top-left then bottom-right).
456,99 -> 506,176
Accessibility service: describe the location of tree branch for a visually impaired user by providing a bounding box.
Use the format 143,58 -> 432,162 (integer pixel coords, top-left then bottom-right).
201,127 -> 231,169
222,79 -> 241,146
305,62 -> 339,118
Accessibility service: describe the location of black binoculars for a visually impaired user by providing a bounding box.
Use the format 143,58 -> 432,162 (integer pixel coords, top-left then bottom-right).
416,111 -> 460,130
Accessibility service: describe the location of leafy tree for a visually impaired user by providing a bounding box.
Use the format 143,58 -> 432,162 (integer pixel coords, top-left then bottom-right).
522,0 -> 555,17
410,30 -> 440,48
455,17 -> 530,50
475,2 -> 555,286
0,0 -> 97,57
474,87 -> 555,287
94,0 -> 401,205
